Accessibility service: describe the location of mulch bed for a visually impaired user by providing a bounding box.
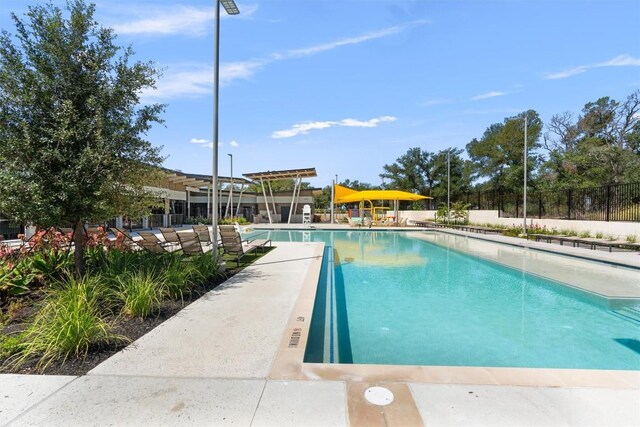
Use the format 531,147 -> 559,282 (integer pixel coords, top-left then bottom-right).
0,270 -> 241,376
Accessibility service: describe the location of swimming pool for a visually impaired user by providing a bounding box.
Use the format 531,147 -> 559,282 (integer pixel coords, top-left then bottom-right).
245,229 -> 640,370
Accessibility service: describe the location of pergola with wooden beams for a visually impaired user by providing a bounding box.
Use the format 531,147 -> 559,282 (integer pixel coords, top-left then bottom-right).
243,168 -> 317,224
162,169 -> 253,218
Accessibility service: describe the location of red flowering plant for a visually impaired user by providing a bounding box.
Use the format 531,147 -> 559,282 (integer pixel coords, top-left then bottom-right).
87,227 -> 133,252
85,226 -> 109,248
18,228 -> 73,256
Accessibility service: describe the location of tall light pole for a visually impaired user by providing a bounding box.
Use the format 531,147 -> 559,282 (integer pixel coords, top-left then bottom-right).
228,153 -> 233,219
332,174 -> 338,224
447,149 -> 451,224
212,0 -> 239,255
523,115 -> 528,235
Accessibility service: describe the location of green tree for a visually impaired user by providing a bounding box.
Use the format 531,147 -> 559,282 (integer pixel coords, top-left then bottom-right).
466,110 -> 542,193
429,148 -> 473,201
541,91 -> 640,188
380,147 -> 431,194
314,185 -> 331,210
339,179 -> 376,191
0,1 -> 165,276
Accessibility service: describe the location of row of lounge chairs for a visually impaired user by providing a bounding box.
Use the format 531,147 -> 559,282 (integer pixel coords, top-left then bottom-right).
348,217 -> 408,228
112,225 -> 271,265
2,225 -> 273,266
412,221 -> 503,235
411,221 -> 640,252
527,234 -> 640,252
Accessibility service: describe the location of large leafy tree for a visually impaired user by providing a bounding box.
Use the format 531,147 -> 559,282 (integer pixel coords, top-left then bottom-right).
466,110 -> 542,193
0,1 -> 165,276
429,148 -> 473,201
541,91 -> 640,188
380,147 -> 432,194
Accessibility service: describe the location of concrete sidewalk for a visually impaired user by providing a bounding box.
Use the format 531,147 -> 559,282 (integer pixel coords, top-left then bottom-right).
2,240 -> 639,426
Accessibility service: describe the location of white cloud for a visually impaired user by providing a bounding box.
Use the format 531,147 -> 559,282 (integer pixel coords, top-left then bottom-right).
286,27 -> 404,58
142,20 -> 427,100
471,91 -> 506,101
220,60 -> 265,85
190,138 -> 209,144
230,140 -> 239,147
272,121 -> 338,139
110,6 -> 214,36
340,116 -> 397,128
108,4 -> 258,37
141,64 -> 212,101
224,21 -> 428,85
421,98 -> 453,107
272,116 -> 397,139
545,54 -> 640,80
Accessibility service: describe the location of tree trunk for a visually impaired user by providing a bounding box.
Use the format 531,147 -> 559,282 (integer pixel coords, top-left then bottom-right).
73,220 -> 86,278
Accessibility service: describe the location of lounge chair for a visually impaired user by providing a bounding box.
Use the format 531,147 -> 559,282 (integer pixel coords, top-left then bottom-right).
158,227 -> 182,251
219,225 -> 271,266
177,230 -> 210,255
137,231 -> 173,254
109,226 -> 141,250
192,225 -> 215,250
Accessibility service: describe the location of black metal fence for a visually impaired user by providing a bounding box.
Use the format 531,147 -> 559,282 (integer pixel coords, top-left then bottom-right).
437,182 -> 640,222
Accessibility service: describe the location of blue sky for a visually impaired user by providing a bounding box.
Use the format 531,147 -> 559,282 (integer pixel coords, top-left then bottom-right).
2,0 -> 639,188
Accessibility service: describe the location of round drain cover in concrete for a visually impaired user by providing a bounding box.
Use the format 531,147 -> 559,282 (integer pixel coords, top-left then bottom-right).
364,386 -> 394,406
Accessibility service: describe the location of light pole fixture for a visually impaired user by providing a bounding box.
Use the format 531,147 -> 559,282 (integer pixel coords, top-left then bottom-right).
228,153 -> 233,219
523,114 -> 528,235
212,0 -> 239,256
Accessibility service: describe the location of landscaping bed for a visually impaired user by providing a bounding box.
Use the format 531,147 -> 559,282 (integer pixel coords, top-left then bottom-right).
1,229 -> 269,376
0,276 -> 226,376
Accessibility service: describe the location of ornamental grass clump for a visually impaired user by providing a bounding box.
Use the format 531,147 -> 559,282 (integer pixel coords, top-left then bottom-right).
162,264 -> 191,301
116,272 -> 164,318
13,275 -> 126,370
186,254 -> 224,287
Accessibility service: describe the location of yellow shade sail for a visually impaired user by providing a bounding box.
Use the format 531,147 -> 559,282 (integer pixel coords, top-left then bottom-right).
335,189 -> 431,204
334,184 -> 359,202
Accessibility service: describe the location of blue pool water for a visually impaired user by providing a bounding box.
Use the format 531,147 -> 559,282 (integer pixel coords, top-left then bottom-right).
245,229 -> 640,370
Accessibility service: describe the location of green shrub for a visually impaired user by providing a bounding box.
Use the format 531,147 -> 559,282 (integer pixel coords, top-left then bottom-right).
626,234 -> 638,243
595,231 -> 604,239
186,254 -> 223,287
579,231 -> 591,238
0,334 -> 23,359
162,263 -> 191,300
13,276 -> 125,370
559,229 -> 578,236
220,217 -> 250,225
116,272 -> 164,318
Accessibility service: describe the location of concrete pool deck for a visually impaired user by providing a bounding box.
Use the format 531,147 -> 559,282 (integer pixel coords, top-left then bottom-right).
2,233 -> 639,426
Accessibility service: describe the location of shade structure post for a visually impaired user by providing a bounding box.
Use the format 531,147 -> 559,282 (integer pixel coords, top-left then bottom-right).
330,180 -> 335,224
234,183 -> 245,217
260,178 -> 272,224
